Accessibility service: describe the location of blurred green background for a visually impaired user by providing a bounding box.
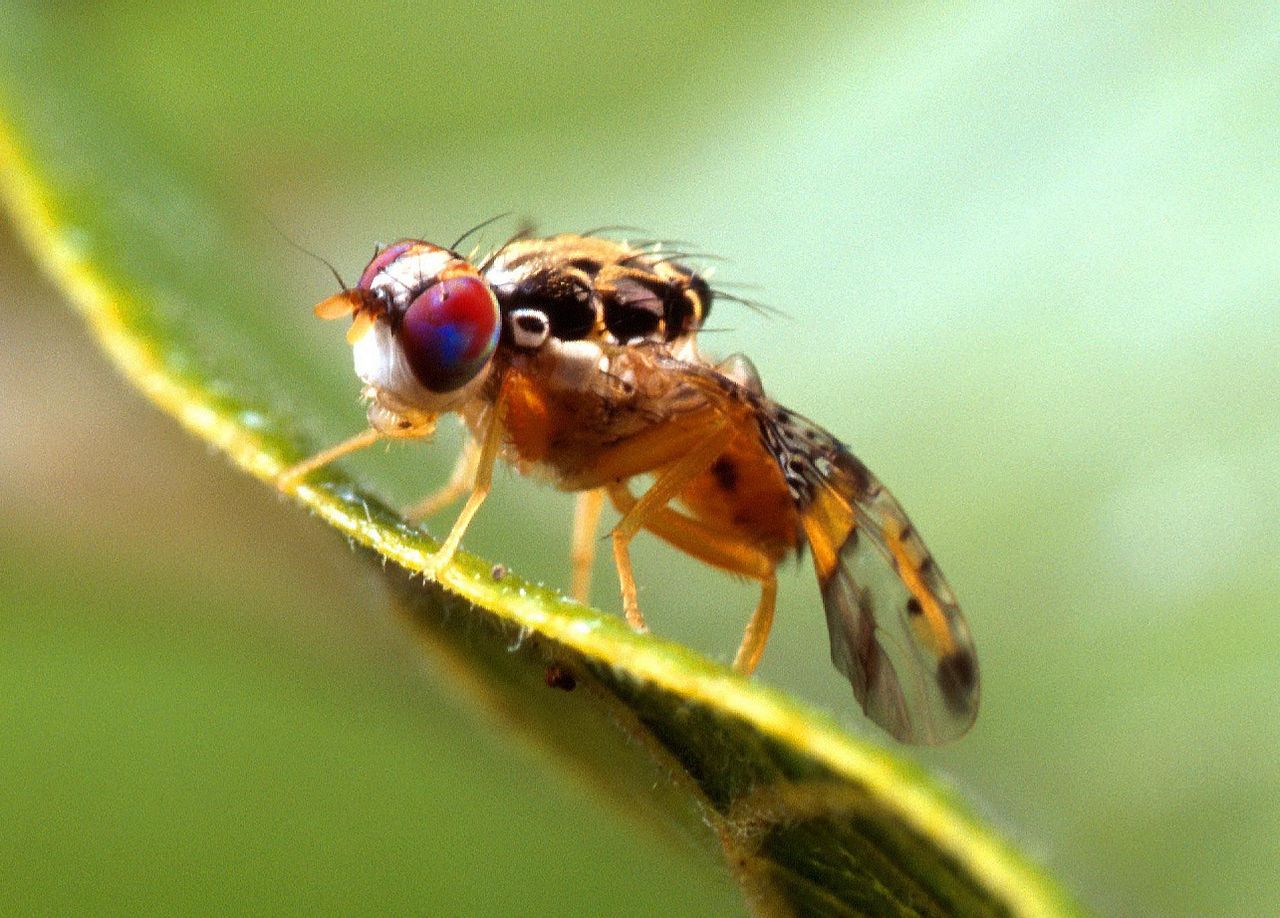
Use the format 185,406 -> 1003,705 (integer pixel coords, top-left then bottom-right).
3,2 -> 1278,915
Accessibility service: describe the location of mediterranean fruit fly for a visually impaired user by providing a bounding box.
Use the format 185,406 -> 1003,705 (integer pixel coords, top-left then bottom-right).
279,232 -> 979,744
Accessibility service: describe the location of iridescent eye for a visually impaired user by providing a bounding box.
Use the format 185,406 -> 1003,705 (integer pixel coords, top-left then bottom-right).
399,274 -> 500,392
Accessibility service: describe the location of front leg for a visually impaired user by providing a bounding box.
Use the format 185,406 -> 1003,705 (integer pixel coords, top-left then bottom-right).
424,383 -> 509,576
276,428 -> 384,490
277,406 -> 438,490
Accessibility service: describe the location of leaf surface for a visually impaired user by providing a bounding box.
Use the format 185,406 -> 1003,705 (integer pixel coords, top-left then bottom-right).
0,74 -> 1081,918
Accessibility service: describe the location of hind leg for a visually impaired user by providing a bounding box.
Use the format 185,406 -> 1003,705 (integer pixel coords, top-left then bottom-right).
608,483 -> 779,674
608,425 -> 735,632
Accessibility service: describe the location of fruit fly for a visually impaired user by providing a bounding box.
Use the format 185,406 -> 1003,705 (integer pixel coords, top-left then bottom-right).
279,231 -> 979,744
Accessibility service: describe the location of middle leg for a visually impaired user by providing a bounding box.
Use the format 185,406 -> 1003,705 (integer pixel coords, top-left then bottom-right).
570,488 -> 606,604
403,435 -> 480,522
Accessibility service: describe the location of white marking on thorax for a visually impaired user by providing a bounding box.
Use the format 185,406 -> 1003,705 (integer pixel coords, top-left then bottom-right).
671,337 -> 701,362
545,339 -> 604,390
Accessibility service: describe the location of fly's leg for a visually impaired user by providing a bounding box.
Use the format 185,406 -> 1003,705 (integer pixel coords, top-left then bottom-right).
608,483 -> 778,674
276,428 -> 384,489
610,424 -> 735,632
733,577 -> 778,674
570,489 -> 606,603
278,408 -> 439,489
424,386 -> 508,576
404,436 -> 480,522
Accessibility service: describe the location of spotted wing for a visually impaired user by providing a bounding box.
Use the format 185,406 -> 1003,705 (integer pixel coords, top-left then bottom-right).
761,408 -> 979,744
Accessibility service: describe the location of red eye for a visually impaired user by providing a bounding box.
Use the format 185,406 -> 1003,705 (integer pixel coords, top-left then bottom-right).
399,274 -> 500,392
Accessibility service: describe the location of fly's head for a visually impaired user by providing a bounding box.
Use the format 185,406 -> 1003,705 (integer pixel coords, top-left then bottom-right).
314,240 -> 501,434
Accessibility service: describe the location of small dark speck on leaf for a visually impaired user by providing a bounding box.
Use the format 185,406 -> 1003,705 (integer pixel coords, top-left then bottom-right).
545,663 -> 577,691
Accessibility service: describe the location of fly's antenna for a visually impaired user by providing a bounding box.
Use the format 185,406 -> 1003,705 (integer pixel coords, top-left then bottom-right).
263,214 -> 349,291
450,212 -> 513,253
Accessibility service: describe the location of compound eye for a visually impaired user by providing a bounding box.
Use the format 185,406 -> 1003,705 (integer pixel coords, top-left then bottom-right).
399,274 -> 500,392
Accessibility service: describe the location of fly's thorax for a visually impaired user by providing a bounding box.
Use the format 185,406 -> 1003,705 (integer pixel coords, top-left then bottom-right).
485,234 -> 712,352
324,232 -> 714,438
493,335 -> 618,401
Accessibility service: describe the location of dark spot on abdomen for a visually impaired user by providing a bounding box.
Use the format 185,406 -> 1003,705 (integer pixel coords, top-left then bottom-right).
711,456 -> 738,493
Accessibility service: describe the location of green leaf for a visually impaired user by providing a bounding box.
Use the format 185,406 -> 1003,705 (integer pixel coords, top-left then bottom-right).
0,57 -> 1080,918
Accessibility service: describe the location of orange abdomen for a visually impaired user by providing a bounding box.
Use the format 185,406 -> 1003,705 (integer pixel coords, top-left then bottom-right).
677,430 -> 801,560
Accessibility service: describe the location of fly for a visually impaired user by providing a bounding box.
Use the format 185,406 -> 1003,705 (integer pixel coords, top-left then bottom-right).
279,231 -> 979,744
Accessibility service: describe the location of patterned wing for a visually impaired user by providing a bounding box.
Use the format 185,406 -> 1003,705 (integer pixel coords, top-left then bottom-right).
638,347 -> 978,743
760,405 -> 980,744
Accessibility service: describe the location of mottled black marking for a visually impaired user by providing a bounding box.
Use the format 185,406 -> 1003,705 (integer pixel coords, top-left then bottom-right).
489,245 -> 711,346
841,454 -> 874,496
854,588 -> 880,692
603,276 -> 664,341
936,649 -> 978,714
754,402 -> 824,505
685,273 -> 713,326
906,596 -> 923,616
499,269 -> 596,340
711,456 -> 738,493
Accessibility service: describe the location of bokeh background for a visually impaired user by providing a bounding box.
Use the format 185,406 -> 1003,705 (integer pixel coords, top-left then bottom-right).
3,3 -> 1278,915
